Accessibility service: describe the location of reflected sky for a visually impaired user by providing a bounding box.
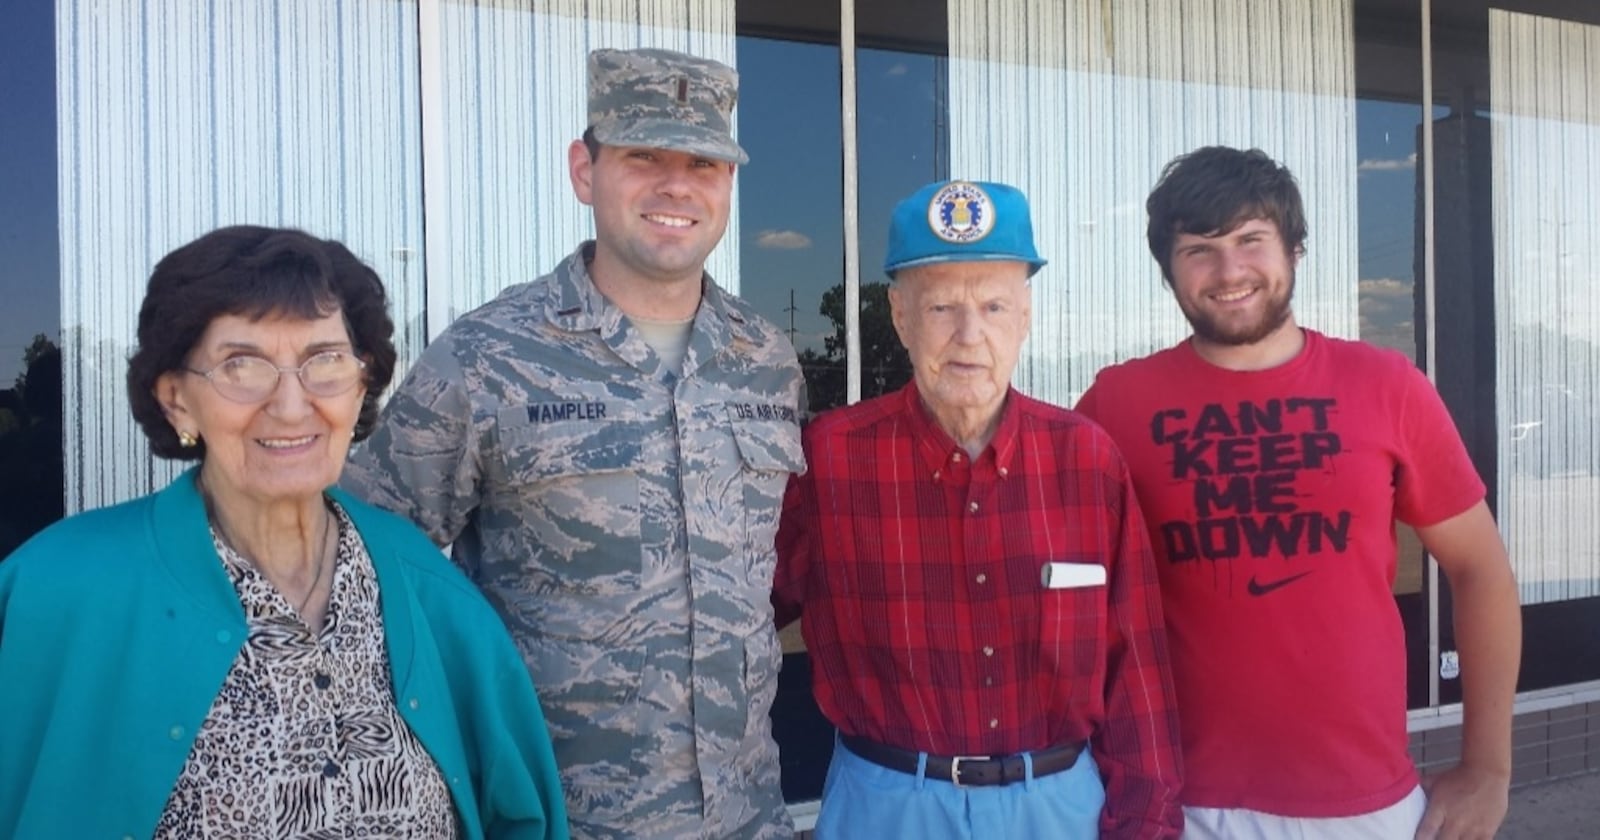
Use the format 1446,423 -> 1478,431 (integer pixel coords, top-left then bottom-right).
1355,98 -> 1442,360
733,37 -> 842,356
735,38 -> 942,358
0,0 -> 59,385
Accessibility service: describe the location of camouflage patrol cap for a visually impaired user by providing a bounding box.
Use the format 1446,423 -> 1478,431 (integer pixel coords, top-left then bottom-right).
588,48 -> 749,165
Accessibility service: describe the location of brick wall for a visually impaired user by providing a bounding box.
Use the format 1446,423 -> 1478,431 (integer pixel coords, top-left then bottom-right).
1409,702 -> 1600,787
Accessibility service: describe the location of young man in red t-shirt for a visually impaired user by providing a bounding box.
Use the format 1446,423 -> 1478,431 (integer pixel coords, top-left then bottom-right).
1075,146 -> 1520,840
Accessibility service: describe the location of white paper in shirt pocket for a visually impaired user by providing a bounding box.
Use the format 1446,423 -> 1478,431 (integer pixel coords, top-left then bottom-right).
1040,562 -> 1108,589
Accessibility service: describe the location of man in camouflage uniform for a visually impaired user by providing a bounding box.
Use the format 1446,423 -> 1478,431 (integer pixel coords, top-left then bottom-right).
343,47 -> 805,840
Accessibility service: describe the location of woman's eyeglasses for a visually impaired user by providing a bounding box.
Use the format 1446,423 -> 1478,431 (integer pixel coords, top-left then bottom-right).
185,351 -> 366,403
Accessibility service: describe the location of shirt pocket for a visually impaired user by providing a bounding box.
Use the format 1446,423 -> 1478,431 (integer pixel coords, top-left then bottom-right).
1032,556 -> 1111,680
729,413 -> 806,588
495,411 -> 644,599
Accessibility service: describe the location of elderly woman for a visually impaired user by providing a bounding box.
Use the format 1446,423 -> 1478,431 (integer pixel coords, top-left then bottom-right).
0,226 -> 569,839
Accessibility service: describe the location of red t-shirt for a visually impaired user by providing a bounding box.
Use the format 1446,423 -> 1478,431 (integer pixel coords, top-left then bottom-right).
1075,330 -> 1484,817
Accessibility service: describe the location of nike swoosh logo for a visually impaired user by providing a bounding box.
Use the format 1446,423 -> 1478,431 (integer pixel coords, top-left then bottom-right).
1247,570 -> 1314,597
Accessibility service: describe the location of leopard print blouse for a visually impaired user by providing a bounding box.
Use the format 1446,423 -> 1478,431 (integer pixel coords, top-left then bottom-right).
154,500 -> 459,838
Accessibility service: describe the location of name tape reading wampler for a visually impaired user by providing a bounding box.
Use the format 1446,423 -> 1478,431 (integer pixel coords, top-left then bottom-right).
526,401 -> 608,423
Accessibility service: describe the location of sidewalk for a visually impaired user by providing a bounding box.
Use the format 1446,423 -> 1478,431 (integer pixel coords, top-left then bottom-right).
1499,770 -> 1600,838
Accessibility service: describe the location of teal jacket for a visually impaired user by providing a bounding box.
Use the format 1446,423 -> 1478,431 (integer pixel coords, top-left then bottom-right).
0,469 -> 570,840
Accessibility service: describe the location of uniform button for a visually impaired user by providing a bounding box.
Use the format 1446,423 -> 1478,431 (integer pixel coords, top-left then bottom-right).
951,452 -> 962,462
168,725 -> 185,740
968,501 -> 979,513
985,677 -> 993,686
933,470 -> 942,480
989,718 -> 999,729
998,467 -> 1008,478
408,698 -> 420,710
215,630 -> 232,644
983,646 -> 994,657
314,672 -> 331,690
976,573 -> 987,584
322,759 -> 340,778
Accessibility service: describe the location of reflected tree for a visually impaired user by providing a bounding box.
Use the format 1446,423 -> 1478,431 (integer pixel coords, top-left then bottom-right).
0,334 -> 64,559
14,333 -> 56,391
798,281 -> 912,413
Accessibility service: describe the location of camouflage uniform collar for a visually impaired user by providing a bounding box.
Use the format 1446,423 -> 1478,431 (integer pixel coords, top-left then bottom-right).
545,241 -> 769,351
543,243 -> 618,333
697,272 -> 769,348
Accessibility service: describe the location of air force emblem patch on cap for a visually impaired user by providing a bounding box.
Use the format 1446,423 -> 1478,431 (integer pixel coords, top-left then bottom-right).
883,179 -> 1046,276
927,181 -> 995,244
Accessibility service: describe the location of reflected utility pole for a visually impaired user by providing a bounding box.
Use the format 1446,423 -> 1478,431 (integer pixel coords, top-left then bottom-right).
785,288 -> 798,345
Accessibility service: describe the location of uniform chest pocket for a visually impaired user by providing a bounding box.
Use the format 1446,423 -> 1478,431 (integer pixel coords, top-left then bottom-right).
496,413 -> 644,595
730,415 -> 806,587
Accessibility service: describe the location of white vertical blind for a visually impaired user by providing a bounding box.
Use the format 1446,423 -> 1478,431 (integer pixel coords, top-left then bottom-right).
945,0 -> 1358,405
1490,9 -> 1600,604
431,0 -> 739,326
57,0 -> 424,513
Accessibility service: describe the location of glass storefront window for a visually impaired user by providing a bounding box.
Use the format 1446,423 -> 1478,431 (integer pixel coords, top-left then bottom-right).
1431,0 -> 1600,696
848,45 -> 945,407
736,35 -> 845,413
1489,8 -> 1600,605
54,0 -> 425,512
0,1 -> 62,558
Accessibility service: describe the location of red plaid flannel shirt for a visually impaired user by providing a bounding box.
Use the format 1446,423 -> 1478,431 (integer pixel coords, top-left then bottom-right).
774,383 -> 1183,838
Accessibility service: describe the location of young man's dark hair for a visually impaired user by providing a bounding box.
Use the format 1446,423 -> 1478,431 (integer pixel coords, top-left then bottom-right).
1145,145 -> 1308,285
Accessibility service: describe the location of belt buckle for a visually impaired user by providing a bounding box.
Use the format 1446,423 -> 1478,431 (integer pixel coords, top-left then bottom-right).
948,754 -> 990,787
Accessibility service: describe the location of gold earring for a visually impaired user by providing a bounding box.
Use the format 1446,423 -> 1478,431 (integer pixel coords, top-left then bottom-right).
177,430 -> 199,448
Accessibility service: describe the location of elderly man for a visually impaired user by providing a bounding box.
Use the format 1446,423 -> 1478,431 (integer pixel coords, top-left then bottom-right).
345,48 -> 804,839
774,180 -> 1183,839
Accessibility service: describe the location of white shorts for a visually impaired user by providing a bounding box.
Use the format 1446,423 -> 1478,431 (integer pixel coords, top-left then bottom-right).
1182,786 -> 1426,839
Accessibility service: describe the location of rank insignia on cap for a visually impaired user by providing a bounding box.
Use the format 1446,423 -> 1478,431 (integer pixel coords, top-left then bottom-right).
927,181 -> 995,244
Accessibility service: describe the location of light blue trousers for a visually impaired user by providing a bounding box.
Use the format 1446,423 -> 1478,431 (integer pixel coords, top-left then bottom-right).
814,734 -> 1104,840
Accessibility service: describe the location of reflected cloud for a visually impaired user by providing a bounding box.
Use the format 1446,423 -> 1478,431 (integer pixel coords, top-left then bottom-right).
1359,276 -> 1411,301
756,229 -> 813,250
1358,276 -> 1415,358
1358,152 -> 1417,172
886,63 -> 908,76
793,328 -> 832,350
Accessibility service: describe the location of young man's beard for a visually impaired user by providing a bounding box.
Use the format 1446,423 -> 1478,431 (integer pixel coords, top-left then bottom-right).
1181,272 -> 1295,347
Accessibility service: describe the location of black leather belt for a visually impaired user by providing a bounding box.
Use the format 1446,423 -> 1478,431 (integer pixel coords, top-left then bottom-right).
840,733 -> 1084,787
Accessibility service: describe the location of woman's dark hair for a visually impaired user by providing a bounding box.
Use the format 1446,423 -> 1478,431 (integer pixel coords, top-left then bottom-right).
127,225 -> 398,460
1145,146 -> 1308,285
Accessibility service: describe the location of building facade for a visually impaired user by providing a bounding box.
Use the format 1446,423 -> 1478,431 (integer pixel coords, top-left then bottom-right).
2,0 -> 1597,830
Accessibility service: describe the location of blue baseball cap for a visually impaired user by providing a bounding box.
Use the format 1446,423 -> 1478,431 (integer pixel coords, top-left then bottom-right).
883,180 -> 1047,277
